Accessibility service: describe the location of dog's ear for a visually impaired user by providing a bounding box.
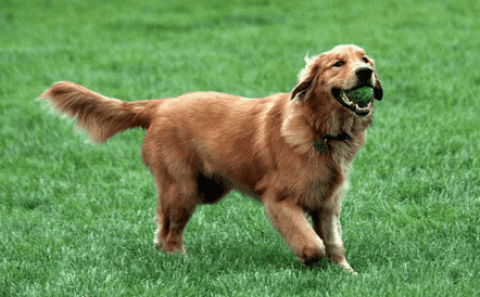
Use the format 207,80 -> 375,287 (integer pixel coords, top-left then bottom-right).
290,79 -> 312,101
373,72 -> 383,101
290,57 -> 320,101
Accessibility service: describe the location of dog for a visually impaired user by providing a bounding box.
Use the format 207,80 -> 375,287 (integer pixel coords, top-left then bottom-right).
40,44 -> 383,274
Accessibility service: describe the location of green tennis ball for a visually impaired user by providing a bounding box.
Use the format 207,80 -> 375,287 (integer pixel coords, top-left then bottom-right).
348,86 -> 374,103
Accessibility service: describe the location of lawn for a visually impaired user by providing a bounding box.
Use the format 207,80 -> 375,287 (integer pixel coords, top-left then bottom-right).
1,0 -> 479,296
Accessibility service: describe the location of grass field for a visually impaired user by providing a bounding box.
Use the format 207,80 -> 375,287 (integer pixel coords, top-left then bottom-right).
1,0 -> 480,296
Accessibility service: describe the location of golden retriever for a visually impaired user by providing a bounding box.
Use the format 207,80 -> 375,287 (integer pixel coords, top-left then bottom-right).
40,44 -> 383,274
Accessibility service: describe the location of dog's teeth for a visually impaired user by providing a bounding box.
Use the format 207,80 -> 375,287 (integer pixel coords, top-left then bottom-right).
338,90 -> 372,116
340,91 -> 353,105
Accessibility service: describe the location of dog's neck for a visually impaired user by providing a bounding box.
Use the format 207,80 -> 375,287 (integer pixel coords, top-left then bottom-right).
313,133 -> 352,153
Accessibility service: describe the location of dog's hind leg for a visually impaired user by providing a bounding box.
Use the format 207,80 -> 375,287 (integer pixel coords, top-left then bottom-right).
153,177 -> 199,254
142,119 -> 201,254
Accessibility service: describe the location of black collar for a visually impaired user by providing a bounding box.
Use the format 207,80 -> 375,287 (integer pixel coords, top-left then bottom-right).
326,133 -> 352,142
313,133 -> 352,153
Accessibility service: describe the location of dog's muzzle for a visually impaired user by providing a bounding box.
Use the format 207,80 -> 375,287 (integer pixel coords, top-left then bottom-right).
331,87 -> 373,116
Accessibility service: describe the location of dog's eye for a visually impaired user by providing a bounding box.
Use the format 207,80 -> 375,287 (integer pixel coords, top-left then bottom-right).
333,61 -> 344,67
362,57 -> 369,63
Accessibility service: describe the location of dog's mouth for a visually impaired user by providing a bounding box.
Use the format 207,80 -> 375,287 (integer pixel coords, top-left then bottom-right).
331,86 -> 373,117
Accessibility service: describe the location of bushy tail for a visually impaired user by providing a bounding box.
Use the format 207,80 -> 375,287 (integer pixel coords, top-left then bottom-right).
40,81 -> 158,144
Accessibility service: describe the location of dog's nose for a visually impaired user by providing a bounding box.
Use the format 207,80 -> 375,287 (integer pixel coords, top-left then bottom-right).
355,67 -> 373,81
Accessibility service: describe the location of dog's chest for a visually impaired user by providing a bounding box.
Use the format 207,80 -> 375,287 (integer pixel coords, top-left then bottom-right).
304,139 -> 359,207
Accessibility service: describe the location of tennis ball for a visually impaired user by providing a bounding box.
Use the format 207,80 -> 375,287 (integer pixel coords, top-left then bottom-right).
348,86 -> 374,104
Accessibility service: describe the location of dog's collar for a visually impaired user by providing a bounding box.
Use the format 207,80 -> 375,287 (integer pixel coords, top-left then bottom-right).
313,133 -> 352,153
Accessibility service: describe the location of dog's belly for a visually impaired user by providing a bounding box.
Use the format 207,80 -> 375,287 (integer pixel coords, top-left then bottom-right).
197,172 -> 229,204
198,149 -> 268,201
196,167 -> 266,203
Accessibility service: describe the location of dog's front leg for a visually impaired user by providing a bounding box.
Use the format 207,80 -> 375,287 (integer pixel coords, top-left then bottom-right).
311,209 -> 355,274
263,197 -> 326,265
309,188 -> 356,274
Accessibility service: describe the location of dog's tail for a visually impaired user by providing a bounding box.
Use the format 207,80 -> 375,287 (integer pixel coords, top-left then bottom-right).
40,81 -> 158,144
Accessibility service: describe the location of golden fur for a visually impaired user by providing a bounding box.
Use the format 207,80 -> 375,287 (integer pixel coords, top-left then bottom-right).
40,44 -> 383,273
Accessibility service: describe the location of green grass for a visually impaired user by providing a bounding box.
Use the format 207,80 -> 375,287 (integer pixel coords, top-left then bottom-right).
1,0 -> 480,296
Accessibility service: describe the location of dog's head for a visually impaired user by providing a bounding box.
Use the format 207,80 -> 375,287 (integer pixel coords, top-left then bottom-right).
291,44 -> 383,117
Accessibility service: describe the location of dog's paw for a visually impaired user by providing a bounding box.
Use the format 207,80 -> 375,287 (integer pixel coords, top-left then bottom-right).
302,257 -> 357,275
302,257 -> 330,269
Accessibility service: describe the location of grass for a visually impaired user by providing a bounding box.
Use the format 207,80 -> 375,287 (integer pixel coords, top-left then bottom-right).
1,0 -> 480,296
